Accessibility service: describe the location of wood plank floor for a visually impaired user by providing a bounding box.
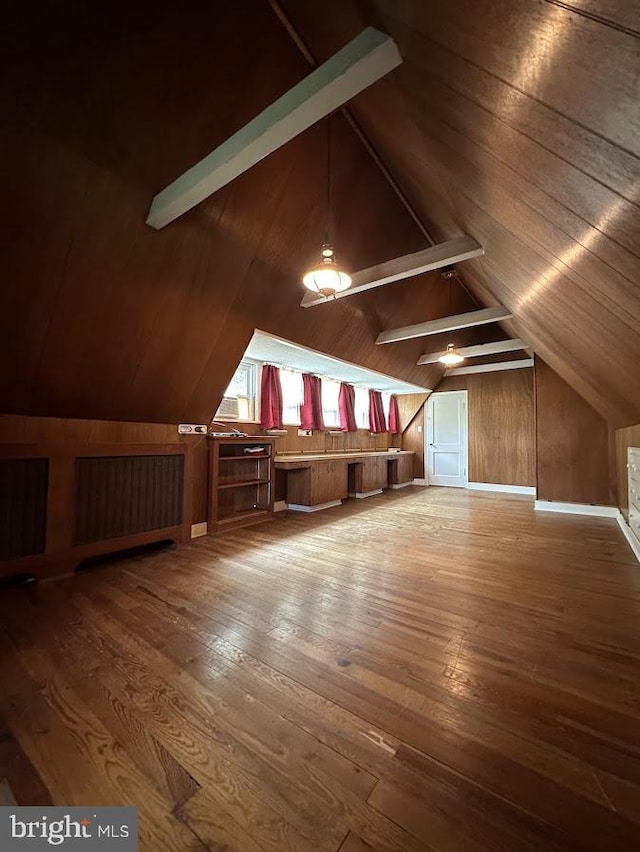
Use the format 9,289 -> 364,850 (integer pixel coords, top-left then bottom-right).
1,487 -> 640,851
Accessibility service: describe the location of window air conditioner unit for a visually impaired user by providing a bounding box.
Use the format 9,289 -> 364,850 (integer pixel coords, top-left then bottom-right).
217,397 -> 239,419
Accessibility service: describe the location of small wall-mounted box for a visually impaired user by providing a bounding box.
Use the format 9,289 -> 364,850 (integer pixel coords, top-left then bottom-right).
298,429 -> 313,437
178,424 -> 208,434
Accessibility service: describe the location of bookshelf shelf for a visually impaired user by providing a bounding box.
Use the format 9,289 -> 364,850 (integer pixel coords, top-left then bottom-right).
208,436 -> 276,533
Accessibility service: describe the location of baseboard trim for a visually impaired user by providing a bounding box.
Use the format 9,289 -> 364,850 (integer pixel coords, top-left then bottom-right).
390,481 -> 413,490
191,522 -> 208,538
348,489 -> 383,499
616,511 -> 640,563
468,482 -> 536,496
273,500 -> 287,513
412,478 -> 428,486
534,500 -> 618,518
287,500 -> 342,513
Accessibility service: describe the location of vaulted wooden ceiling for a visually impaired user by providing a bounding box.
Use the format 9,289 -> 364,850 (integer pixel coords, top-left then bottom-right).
2,0 -> 638,426
279,0 -> 640,426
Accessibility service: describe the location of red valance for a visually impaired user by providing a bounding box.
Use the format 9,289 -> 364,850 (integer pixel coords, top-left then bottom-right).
259,364 -> 283,429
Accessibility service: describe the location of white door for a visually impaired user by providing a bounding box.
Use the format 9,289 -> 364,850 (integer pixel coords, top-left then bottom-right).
426,391 -> 468,487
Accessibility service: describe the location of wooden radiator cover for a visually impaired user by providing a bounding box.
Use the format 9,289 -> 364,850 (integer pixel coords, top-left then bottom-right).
73,454 -> 184,545
0,443 -> 192,580
0,458 -> 49,560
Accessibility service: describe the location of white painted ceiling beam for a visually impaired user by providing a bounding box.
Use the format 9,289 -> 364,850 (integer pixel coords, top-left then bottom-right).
300,236 -> 483,308
417,338 -> 526,365
147,27 -> 401,229
446,359 -> 534,376
376,306 -> 512,345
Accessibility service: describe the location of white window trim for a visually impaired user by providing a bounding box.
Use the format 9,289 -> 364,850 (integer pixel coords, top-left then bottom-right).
215,358 -> 261,423
217,358 -> 394,430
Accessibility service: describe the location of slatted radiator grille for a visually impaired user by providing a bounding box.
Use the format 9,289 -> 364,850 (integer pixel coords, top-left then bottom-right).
0,458 -> 49,560
73,454 -> 184,545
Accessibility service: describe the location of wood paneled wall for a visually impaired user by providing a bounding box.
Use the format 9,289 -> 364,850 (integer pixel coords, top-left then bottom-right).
616,423 -> 640,519
280,0 -> 640,427
437,369 -> 535,487
1,0 -> 475,426
0,415 -> 209,525
396,394 -> 430,478
216,421 -> 393,453
535,358 -> 615,506
215,420 -> 399,503
0,441 -> 192,580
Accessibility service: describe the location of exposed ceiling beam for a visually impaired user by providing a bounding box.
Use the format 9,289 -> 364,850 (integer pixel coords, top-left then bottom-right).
417,338 -> 526,365
446,359 -> 534,376
146,27 -> 401,229
300,236 -> 483,308
267,0 -> 434,245
376,305 -> 512,345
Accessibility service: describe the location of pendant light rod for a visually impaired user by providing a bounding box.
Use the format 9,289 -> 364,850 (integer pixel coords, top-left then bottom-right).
325,114 -> 331,246
302,112 -> 351,298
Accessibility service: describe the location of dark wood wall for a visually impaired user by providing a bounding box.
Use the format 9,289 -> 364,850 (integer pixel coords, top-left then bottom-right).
280,0 -> 640,427
535,359 -> 615,506
0,415 -> 209,526
616,423 -> 640,519
219,424 -> 392,454
437,369 -> 535,487
1,0 -> 487,426
395,393 -> 430,478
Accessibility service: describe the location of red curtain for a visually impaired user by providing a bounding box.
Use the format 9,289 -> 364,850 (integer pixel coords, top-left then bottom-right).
388,394 -> 400,435
300,374 -> 325,431
259,364 -> 283,429
369,389 -> 387,433
338,383 -> 357,432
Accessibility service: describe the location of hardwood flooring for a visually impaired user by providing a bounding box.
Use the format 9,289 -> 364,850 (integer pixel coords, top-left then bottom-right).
1,487 -> 639,851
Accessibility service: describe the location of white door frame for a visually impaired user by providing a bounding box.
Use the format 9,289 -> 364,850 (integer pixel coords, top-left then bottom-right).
425,390 -> 468,487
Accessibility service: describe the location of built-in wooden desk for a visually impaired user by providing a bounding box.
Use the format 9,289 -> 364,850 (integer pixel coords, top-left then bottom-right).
275,450 -> 415,511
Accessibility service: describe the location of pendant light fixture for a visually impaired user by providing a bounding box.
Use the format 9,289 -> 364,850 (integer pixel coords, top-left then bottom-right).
439,343 -> 464,366
438,269 -> 465,367
302,115 -> 352,299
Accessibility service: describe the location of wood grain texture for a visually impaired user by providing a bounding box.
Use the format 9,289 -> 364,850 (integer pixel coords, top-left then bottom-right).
278,0 -> 640,426
535,358 -> 615,505
1,488 -> 639,850
287,461 -> 349,506
0,415 -> 210,526
438,368 -> 535,486
0,0 -> 484,425
400,409 -> 426,479
616,423 -> 640,519
388,453 -> 414,486
216,421 -> 394,454
0,443 -> 193,580
394,393 -> 430,478
208,437 -> 276,533
0,725 -> 53,807
0,458 -> 48,560
350,456 -> 388,494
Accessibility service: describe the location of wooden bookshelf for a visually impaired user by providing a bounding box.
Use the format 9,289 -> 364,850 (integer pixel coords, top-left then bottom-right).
208,436 -> 276,533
